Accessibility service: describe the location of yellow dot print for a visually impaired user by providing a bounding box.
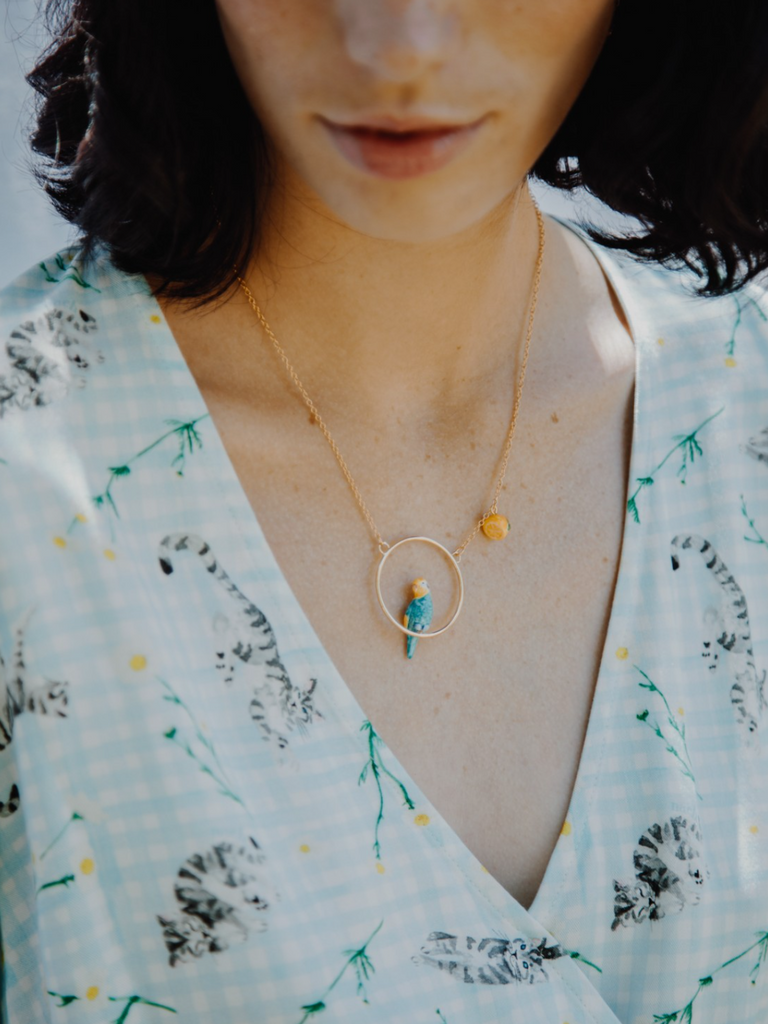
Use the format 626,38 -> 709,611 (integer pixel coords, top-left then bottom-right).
129,654 -> 147,671
749,825 -> 759,835
725,357 -> 737,368
80,857 -> 94,875
375,862 -> 386,875
677,707 -> 685,716
414,814 -> 430,827
615,646 -> 629,660
480,865 -> 489,874
150,314 -> 162,324
75,513 -> 87,523
657,337 -> 665,346
560,820 -> 572,837
299,844 -> 310,853
52,536 -> 67,548
86,987 -> 99,1001
103,549 -> 116,561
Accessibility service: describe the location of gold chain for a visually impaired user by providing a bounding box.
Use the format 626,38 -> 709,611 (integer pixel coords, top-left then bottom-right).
235,193 -> 545,564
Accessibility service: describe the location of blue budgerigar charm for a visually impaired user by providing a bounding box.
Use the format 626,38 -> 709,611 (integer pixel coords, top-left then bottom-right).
403,577 -> 433,659
375,537 -> 463,653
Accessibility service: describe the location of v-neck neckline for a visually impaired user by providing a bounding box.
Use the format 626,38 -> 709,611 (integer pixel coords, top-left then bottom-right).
132,212 -> 651,932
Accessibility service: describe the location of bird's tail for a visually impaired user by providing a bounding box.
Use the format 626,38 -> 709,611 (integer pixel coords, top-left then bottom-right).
406,634 -> 418,659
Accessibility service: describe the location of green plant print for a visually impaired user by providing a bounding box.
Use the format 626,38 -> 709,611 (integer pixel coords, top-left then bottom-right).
297,920 -> 383,1024
567,948 -> 603,973
48,990 -> 176,1022
37,873 -> 76,894
159,676 -> 244,807
627,407 -> 724,524
36,824 -> 97,895
634,666 -> 700,798
39,812 -> 84,861
39,250 -> 102,292
37,795 -> 104,859
741,494 -> 768,552
652,930 -> 768,1023
436,1011 -> 448,1023
109,995 -> 178,1024
724,294 -> 767,365
90,414 -> 210,521
359,720 -> 415,859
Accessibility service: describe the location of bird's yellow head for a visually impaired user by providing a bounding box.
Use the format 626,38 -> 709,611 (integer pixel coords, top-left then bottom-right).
411,577 -> 430,598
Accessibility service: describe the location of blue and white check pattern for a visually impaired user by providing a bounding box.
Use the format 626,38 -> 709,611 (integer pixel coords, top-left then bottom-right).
0,225 -> 767,1023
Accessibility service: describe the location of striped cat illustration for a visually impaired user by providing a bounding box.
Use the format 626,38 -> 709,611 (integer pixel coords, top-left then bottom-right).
0,307 -> 100,418
0,609 -> 69,818
741,424 -> 768,466
413,932 -> 567,985
612,815 -> 707,930
0,783 -> 20,818
158,532 -> 320,750
670,533 -> 766,738
157,837 -> 275,966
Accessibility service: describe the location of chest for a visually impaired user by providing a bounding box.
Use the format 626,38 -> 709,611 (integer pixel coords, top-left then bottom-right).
196,367 -> 635,911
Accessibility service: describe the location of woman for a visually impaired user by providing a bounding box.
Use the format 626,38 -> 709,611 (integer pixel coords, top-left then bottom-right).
1,1 -> 767,1020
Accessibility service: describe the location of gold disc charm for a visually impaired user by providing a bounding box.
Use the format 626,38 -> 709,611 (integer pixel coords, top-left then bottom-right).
375,537 -> 464,658
482,513 -> 510,539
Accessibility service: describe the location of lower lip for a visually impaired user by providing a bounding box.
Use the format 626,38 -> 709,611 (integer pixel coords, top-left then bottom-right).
321,118 -> 486,180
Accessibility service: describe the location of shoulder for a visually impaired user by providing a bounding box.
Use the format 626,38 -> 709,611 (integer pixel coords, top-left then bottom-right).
0,241 -> 154,337
555,215 -> 768,375
0,242 -> 160,424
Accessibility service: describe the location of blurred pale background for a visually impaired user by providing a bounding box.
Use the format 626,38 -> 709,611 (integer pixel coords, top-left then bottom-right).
2,0 -> 621,289
2,0 -> 74,285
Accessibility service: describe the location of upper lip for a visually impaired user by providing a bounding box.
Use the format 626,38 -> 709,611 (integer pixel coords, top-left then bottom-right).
321,113 -> 484,133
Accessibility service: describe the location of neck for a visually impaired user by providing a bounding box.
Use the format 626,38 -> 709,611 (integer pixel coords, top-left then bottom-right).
237,177 -> 544,430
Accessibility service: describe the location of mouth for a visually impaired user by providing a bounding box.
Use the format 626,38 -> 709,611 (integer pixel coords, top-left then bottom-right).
319,115 -> 488,180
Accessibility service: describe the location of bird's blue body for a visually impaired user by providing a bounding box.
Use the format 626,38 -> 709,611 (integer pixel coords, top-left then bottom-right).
404,592 -> 433,659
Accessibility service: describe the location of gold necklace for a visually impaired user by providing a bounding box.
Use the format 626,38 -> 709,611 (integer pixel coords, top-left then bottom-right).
235,192 -> 545,660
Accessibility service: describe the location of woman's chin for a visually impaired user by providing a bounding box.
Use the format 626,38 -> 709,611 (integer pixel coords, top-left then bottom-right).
285,163 -> 520,247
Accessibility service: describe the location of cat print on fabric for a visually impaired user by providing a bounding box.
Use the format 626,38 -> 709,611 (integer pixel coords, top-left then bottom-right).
158,532 -> 320,751
0,307 -> 100,418
670,534 -> 767,739
0,783 -> 20,817
741,425 -> 768,466
413,932 -> 568,986
157,838 -> 274,966
0,609 -> 69,817
611,815 -> 707,930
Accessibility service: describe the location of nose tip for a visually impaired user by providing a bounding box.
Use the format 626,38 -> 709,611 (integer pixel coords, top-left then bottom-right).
337,0 -> 460,81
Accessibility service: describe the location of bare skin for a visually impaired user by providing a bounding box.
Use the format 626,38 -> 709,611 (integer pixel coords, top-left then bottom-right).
153,212 -> 634,909
151,0 -> 634,909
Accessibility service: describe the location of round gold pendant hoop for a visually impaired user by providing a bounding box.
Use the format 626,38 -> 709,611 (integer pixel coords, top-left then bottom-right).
375,536 -> 465,640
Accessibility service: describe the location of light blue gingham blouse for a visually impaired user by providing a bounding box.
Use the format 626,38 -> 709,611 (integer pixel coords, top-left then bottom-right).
1,222 -> 767,1024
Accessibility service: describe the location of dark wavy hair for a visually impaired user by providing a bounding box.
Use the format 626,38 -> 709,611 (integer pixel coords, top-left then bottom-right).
24,0 -> 768,306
